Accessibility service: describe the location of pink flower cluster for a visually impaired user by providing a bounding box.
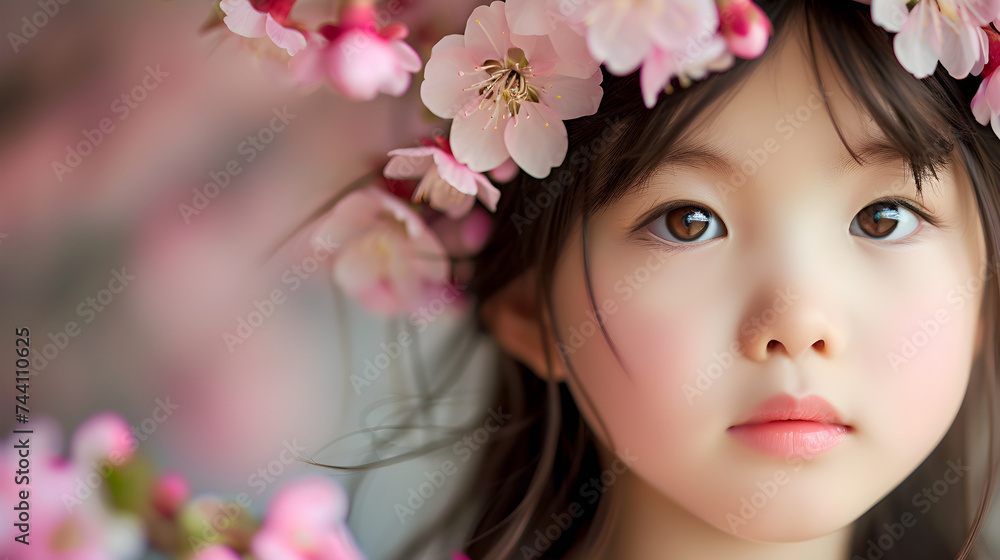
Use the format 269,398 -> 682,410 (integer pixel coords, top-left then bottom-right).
866,0 -> 1000,138
307,0 -> 774,319
220,0 -> 421,100
0,414 -> 144,560
0,412 -> 368,560
192,477 -> 364,560
221,0 -> 1000,321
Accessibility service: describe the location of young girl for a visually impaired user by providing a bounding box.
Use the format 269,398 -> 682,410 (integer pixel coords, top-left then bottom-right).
310,0 -> 1000,558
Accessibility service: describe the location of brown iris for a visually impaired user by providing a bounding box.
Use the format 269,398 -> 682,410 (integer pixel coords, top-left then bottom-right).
856,203 -> 901,238
665,206 -> 713,241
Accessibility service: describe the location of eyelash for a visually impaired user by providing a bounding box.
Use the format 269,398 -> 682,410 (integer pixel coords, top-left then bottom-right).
629,196 -> 942,253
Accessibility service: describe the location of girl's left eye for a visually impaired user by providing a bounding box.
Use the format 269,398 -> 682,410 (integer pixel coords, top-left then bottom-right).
849,199 -> 924,241
646,204 -> 727,245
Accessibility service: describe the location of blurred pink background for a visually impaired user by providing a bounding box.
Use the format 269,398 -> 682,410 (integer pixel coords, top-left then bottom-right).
0,0 -> 494,557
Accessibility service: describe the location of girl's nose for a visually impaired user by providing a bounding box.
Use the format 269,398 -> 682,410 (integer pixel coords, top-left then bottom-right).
736,282 -> 841,362
734,225 -> 845,363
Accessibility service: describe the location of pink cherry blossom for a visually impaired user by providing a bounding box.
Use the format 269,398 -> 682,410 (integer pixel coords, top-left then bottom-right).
250,476 -> 365,560
152,471 -> 191,518
718,0 -> 774,58
312,186 -> 451,316
384,135 -> 501,219
639,37 -> 734,108
972,27 -> 1000,138
562,0 -> 723,76
220,0 -> 307,56
289,5 -> 421,101
71,411 -> 135,468
871,0 -> 1000,78
420,1 -> 603,179
504,0 -> 600,79
0,416 -> 144,560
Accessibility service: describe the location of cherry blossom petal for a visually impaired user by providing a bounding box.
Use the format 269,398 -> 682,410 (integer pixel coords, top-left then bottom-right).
71,412 -> 134,466
585,5 -> 653,75
220,0 -> 267,38
871,0 -> 910,32
504,102 -> 568,178
380,40 -> 422,96
432,34 -> 467,55
505,0 -> 552,36
420,47 -> 484,118
640,48 -> 677,109
474,175 -> 502,212
547,24 -> 601,79
938,16 -> 984,78
319,188 -> 385,245
385,147 -> 436,178
972,71 -> 1000,127
894,1 -> 941,78
464,2 -> 513,62
451,105 -> 511,172
961,0 -> 1000,26
534,72 -> 603,120
415,170 -> 478,218
265,14 -> 307,56
433,150 -> 481,196
328,31 -> 399,100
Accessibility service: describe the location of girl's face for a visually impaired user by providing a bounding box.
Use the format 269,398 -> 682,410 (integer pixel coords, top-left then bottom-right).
550,31 -> 987,542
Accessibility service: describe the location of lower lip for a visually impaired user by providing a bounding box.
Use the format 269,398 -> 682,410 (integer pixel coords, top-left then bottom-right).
728,421 -> 850,459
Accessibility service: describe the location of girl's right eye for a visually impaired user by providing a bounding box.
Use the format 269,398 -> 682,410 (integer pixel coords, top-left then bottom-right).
646,203 -> 728,245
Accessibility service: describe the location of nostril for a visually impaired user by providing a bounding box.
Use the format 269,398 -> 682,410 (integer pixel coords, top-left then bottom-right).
814,340 -> 825,351
767,340 -> 780,351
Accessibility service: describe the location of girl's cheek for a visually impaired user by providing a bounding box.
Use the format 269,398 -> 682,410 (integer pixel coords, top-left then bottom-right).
857,299 -> 976,451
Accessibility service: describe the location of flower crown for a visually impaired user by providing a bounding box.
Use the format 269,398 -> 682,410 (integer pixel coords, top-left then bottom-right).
217,0 -> 1000,318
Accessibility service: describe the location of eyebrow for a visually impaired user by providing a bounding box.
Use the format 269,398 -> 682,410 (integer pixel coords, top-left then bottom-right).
654,133 -> 914,186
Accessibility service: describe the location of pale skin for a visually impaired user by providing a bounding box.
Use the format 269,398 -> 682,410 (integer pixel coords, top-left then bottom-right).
480,24 -> 988,560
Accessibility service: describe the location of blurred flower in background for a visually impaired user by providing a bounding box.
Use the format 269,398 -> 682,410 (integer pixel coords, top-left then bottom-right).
0,0 -> 485,557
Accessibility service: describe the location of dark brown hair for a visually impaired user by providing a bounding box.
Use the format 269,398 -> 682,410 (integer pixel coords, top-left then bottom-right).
316,1 -> 1000,558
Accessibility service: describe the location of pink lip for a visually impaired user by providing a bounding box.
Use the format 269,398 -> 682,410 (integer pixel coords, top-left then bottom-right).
727,394 -> 853,459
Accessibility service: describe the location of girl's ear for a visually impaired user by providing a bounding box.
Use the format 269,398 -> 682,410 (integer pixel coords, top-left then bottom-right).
478,265 -> 568,382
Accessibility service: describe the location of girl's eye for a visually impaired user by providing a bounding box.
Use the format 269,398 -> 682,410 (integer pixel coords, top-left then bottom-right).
647,204 -> 727,245
849,200 -> 923,241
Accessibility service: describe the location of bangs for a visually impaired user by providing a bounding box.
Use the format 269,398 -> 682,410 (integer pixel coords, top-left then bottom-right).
577,0 -> 978,214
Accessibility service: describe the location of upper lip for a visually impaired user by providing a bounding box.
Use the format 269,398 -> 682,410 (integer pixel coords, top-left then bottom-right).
731,393 -> 850,427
